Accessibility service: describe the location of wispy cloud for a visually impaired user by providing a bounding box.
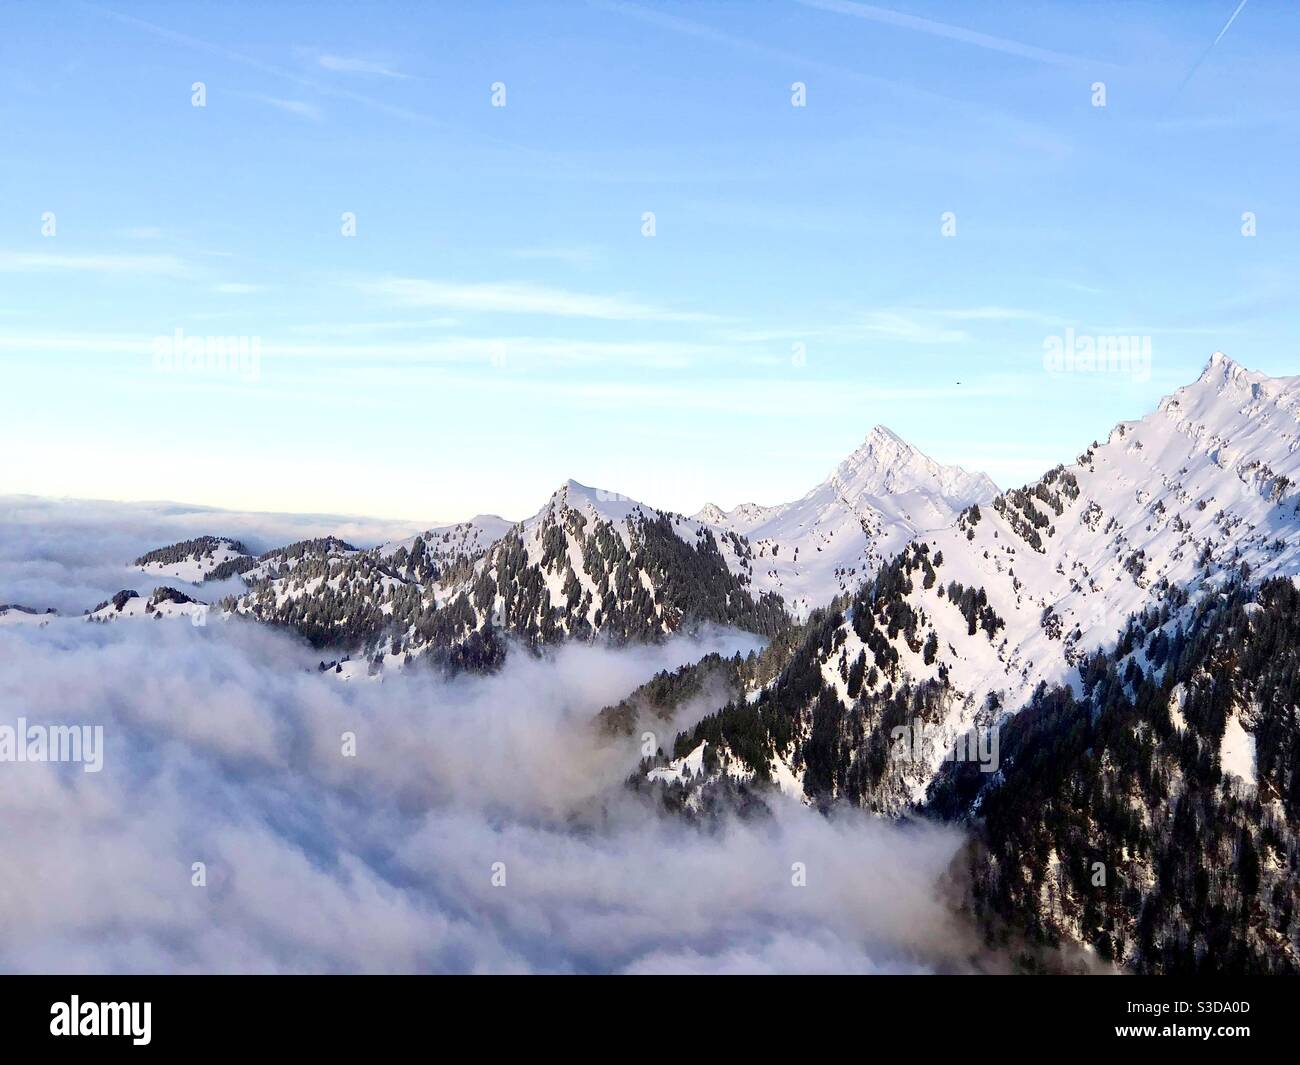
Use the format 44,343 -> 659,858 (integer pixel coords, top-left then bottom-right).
933,306 -> 1071,327
0,250 -> 188,277
213,282 -> 263,295
317,54 -> 412,79
592,0 -> 1079,154
359,278 -> 721,323
285,318 -> 460,336
723,306 -> 1073,346
258,96 -> 323,121
0,331 -> 739,369
797,0 -> 1099,68
88,5 -> 441,127
854,310 -> 970,344
509,246 -> 604,267
304,368 -> 1031,415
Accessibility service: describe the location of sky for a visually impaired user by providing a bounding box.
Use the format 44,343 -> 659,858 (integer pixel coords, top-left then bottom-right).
1,0 -> 1297,525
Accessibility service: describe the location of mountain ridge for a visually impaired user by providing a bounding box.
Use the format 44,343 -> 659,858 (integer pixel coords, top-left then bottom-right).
67,354 -> 1300,711
653,350 -> 1300,810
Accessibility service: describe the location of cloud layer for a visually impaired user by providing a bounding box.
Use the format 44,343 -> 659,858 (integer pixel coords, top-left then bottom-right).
0,496 -> 429,615
0,612 -> 979,973
0,501 -> 980,973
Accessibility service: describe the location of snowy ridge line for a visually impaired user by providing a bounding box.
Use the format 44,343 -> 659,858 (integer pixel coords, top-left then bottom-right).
646,353 -> 1300,813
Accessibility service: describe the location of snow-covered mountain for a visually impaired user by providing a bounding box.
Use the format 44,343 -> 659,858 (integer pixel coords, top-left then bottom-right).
75,355 -> 1300,713
0,603 -> 58,626
662,353 -> 1300,809
953,574 -> 1300,972
462,479 -> 774,640
376,515 -> 516,580
16,350 -> 1300,974
921,352 -> 1299,703
134,535 -> 254,583
85,586 -> 207,623
95,426 -> 998,661
211,479 -> 784,671
693,425 -> 999,617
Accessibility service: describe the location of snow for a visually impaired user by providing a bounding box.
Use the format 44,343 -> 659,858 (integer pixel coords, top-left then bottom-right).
80,352 -> 1300,762
1168,683 -> 1188,733
0,606 -> 57,627
769,751 -> 807,801
747,353 -> 1300,805
135,538 -> 251,583
377,514 -> 515,567
880,352 -> 1300,711
85,594 -> 208,623
1220,712 -> 1257,787
647,741 -> 708,783
695,424 -> 999,618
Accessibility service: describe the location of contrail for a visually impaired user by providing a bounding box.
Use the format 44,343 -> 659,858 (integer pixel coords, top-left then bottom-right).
1211,0 -> 1250,46
796,0 -> 1101,69
1179,0 -> 1249,91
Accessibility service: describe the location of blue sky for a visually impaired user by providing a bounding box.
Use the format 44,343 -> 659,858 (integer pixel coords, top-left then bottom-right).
1,0 -> 1297,524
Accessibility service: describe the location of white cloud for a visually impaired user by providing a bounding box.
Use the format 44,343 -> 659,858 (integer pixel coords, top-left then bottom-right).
259,96 -> 323,121
0,251 -> 189,278
0,601 -> 979,973
360,277 -> 720,322
95,8 -> 440,127
933,306 -> 1069,326
0,330 -> 735,369
508,246 -> 603,267
317,54 -> 412,79
284,318 -> 460,336
723,307 -> 1071,346
855,310 -> 971,344
0,495 -> 430,614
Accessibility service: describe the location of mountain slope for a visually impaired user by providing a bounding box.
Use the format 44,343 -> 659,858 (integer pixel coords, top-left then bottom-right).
933,577 -> 1300,973
451,480 -> 787,647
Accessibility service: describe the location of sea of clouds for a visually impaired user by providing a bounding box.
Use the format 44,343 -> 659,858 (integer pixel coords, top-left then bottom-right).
0,494 -> 430,615
0,499 -> 982,974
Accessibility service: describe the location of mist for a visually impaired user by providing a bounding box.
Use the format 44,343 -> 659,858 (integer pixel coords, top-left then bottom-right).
0,495 -> 431,615
0,610 -> 979,974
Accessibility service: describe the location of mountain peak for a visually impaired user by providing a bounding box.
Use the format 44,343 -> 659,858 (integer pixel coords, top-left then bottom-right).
548,478 -> 598,506
1200,350 -> 1242,380
830,426 -> 998,508
1195,350 -> 1276,389
541,478 -> 643,522
1187,351 -> 1283,405
694,502 -> 729,524
864,423 -> 910,447
852,424 -> 915,462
